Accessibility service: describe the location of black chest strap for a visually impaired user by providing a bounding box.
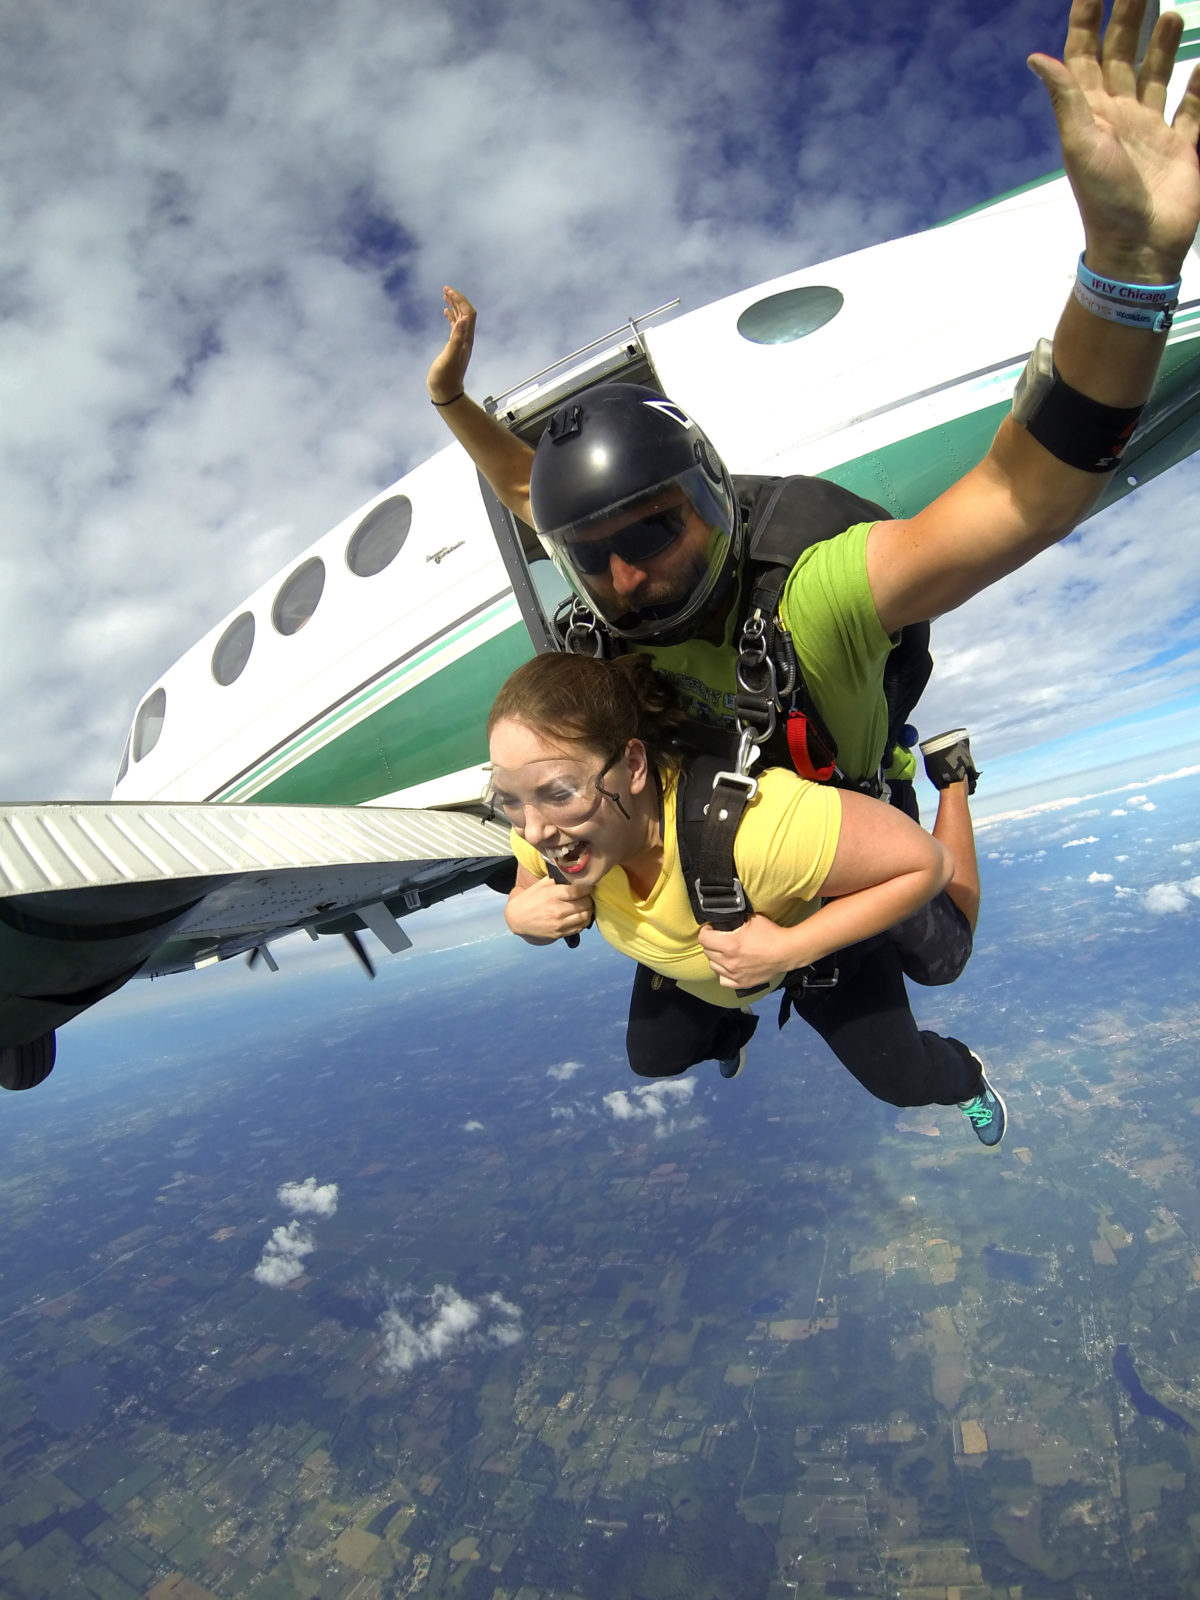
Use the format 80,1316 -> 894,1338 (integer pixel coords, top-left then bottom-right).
677,755 -> 757,933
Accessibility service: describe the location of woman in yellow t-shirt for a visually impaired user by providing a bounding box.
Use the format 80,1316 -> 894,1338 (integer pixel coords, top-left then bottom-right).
486,652 -> 1003,1141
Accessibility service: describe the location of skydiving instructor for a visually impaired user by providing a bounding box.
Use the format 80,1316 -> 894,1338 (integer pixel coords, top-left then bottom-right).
427,0 -> 1200,1143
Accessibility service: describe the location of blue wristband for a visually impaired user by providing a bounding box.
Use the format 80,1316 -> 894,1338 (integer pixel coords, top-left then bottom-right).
1076,253 -> 1179,333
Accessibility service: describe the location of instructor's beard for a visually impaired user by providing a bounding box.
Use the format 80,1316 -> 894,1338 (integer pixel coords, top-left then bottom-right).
583,546 -> 714,635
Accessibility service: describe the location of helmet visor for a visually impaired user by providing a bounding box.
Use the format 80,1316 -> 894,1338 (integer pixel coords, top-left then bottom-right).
539,464 -> 737,641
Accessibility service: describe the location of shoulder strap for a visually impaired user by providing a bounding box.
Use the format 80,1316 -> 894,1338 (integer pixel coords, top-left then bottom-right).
740,473 -> 892,566
731,473 -> 933,795
677,756 -> 756,933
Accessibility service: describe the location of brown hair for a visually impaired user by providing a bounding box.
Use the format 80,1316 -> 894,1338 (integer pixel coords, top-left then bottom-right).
487,652 -> 685,771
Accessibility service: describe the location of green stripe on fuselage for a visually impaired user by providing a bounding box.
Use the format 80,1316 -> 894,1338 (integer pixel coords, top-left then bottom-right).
228,619 -> 535,805
819,328 -> 1200,519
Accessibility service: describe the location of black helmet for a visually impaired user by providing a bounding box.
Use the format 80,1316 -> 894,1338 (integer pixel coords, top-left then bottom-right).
529,383 -> 740,644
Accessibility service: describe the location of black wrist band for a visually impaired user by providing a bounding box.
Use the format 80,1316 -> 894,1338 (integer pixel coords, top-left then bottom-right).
430,392 -> 465,408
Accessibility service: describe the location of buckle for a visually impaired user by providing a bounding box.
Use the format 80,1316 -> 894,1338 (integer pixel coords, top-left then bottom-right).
694,877 -> 747,918
710,768 -> 758,803
799,963 -> 839,990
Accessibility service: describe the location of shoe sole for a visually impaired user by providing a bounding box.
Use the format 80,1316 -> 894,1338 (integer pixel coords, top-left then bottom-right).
718,1048 -> 747,1080
919,728 -> 969,756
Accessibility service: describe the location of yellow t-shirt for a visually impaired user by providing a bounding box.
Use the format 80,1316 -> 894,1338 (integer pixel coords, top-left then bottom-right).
510,767 -> 840,1009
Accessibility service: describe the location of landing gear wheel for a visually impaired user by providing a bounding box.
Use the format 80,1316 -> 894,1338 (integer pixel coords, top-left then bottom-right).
0,1033 -> 57,1091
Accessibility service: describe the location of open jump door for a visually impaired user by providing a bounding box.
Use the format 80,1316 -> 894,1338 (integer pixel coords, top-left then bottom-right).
474,301 -> 678,653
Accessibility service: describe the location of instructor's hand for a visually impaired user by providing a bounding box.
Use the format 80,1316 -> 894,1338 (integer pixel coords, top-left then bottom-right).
506,877 -> 594,941
1028,0 -> 1200,281
427,286 -> 477,404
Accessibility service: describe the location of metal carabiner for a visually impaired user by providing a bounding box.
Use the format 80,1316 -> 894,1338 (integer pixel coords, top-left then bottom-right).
564,600 -> 605,658
738,611 -> 769,666
734,726 -> 760,778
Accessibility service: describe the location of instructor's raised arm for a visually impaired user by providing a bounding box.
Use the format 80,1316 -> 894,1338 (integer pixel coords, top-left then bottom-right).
427,286 -> 535,525
868,0 -> 1200,636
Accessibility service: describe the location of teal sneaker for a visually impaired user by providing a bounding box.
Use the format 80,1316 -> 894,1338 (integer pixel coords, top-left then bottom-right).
718,1047 -> 747,1081
958,1057 -> 1006,1148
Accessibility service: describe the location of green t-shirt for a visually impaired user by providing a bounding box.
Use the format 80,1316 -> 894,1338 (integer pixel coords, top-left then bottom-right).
642,520 -> 896,783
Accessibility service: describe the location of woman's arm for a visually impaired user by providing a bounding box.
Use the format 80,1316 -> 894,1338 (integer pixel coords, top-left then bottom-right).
505,862 -> 595,945
698,790 -> 951,990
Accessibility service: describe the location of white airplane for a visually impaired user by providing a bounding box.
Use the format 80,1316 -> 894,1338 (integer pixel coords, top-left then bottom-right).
5,5 -> 1200,1089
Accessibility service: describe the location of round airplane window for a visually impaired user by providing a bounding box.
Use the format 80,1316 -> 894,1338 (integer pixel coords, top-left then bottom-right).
272,557 -> 325,636
132,688 -> 166,762
346,496 -> 412,577
736,285 -> 844,345
211,611 -> 256,686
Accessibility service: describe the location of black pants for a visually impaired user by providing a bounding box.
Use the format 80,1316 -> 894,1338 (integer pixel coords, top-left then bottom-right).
625,906 -> 979,1109
890,889 -> 973,987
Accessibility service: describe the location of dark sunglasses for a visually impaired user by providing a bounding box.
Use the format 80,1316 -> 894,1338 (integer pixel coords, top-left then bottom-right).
567,505 -> 688,576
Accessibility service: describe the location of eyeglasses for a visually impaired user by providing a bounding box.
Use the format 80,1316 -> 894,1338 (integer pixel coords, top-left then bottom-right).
566,505 -> 688,576
489,749 -> 629,829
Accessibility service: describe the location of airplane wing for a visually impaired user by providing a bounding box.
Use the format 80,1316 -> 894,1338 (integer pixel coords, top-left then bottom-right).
0,801 -> 514,1085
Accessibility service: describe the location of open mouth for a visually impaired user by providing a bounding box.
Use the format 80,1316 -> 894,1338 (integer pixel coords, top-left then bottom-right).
541,840 -> 590,875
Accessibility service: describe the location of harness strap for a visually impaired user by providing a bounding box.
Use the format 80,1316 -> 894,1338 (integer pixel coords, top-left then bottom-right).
736,562 -> 844,787
693,770 -> 756,932
546,859 -> 592,947
679,757 -> 747,931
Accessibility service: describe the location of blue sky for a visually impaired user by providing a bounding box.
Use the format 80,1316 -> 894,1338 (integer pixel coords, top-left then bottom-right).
6,0 -> 1196,803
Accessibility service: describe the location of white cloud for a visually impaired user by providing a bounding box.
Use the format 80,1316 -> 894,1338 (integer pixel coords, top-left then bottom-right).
1173,841 -> 1200,853
378,1284 -> 524,1374
253,1220 -> 315,1287
547,1061 -> 585,1082
277,1176 -> 340,1217
1144,881 -> 1199,914
1086,872 -> 1113,883
603,1078 -> 697,1126
1062,836 -> 1099,848
1111,808 -> 1128,816
463,1119 -> 484,1132
977,767 -> 1200,833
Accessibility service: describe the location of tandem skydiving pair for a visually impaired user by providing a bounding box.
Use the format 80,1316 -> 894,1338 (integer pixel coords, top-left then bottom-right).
426,0 -> 1200,1153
